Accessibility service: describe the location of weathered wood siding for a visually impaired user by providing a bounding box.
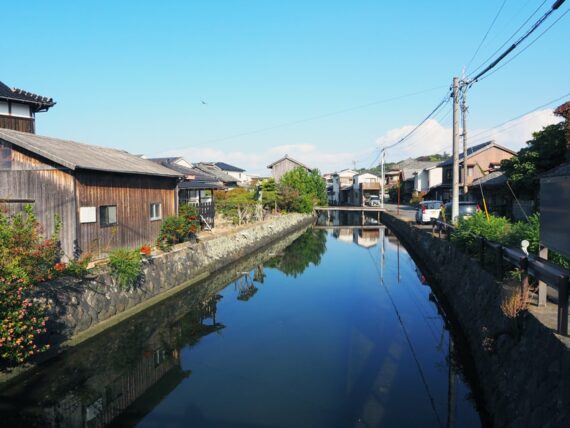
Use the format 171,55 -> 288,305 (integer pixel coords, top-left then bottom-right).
0,146 -> 77,257
0,115 -> 34,133
75,172 -> 177,255
271,159 -> 308,182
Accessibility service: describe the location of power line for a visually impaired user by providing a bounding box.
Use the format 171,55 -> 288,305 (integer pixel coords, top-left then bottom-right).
467,91 -> 570,144
477,8 -> 570,83
467,0 -> 548,76
469,0 -> 566,83
196,85 -> 448,146
383,92 -> 451,151
465,0 -> 508,70
425,91 -> 570,156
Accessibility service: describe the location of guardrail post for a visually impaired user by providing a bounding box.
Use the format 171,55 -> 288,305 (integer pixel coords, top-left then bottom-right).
520,256 -> 529,303
479,237 -> 485,267
538,245 -> 548,307
557,276 -> 569,336
496,245 -> 504,280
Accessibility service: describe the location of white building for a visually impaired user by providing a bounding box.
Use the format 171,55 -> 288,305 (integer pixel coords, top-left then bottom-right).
413,166 -> 442,194
331,169 -> 358,205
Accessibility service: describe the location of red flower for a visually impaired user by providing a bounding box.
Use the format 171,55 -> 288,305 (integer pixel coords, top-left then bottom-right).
140,245 -> 152,256
54,263 -> 66,272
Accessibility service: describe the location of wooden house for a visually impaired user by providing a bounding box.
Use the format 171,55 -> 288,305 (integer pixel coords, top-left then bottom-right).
0,128 -> 181,258
0,81 -> 55,133
426,141 -> 515,202
149,157 -> 223,226
267,155 -> 311,182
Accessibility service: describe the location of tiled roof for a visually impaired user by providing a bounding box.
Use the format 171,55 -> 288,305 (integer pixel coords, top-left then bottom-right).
195,163 -> 239,184
0,81 -> 55,111
438,141 -> 515,167
214,162 -> 245,172
0,128 -> 181,177
148,158 -> 224,188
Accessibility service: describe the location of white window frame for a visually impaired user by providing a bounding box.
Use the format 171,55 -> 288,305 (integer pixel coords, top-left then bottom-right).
150,202 -> 162,221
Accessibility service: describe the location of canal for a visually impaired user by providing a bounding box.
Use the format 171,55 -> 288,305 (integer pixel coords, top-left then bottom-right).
1,220 -> 485,427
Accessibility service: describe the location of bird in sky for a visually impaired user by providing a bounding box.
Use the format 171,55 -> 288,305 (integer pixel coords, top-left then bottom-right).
200,99 -> 207,105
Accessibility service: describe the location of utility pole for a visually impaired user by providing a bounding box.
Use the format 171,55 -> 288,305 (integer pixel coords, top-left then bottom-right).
452,77 -> 460,223
380,149 -> 385,209
461,84 -> 469,196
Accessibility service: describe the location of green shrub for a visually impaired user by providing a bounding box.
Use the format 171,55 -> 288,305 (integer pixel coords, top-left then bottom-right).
506,213 -> 540,254
108,249 -> 143,290
451,211 -> 511,254
214,188 -> 258,224
451,211 -> 570,269
64,253 -> 93,278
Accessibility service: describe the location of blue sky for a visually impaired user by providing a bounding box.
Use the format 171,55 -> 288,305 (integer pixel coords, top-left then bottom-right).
3,1 -> 569,174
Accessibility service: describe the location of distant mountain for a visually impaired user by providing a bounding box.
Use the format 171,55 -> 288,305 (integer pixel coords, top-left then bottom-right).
358,152 -> 450,175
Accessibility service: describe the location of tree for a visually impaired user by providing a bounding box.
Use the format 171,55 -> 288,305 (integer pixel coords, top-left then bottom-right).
278,167 -> 327,213
500,122 -> 566,198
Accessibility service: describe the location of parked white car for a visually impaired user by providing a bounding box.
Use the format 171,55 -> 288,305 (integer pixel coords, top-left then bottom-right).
366,195 -> 381,207
415,200 -> 443,224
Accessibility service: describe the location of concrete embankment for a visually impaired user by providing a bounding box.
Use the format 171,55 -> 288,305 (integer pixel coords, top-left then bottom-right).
381,211 -> 570,428
36,213 -> 313,345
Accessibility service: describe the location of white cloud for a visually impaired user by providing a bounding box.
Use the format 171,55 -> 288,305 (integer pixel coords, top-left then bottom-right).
160,143 -> 375,176
376,109 -> 562,163
159,109 -> 562,176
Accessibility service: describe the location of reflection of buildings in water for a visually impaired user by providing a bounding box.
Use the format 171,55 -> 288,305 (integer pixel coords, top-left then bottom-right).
42,326 -> 187,428
353,229 -> 380,248
11,295 -> 225,428
333,227 -> 353,244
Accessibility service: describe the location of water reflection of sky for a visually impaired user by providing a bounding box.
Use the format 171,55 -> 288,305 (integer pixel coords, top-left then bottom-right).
1,227 -> 483,428
134,228 -> 482,428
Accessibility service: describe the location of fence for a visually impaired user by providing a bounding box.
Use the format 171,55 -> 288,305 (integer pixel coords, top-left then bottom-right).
432,219 -> 570,336
187,201 -> 215,228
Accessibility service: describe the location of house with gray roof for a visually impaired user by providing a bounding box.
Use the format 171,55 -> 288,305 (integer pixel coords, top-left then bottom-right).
0,127 -> 181,258
149,157 -> 224,226
214,162 -> 249,185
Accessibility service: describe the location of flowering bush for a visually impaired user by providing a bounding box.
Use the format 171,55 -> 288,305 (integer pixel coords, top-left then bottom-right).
0,205 -> 58,365
157,205 -> 201,250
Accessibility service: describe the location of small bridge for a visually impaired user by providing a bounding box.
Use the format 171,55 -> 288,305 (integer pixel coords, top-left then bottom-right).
313,206 -> 386,212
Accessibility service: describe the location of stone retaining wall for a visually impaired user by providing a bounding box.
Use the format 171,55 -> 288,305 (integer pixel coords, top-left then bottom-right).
36,214 -> 313,344
381,212 -> 570,428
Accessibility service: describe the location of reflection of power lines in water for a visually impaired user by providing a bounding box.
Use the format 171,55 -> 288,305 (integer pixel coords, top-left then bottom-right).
366,248 -> 445,428
375,242 -> 444,346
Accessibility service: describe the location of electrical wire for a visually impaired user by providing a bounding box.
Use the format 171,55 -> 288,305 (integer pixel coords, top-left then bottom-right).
477,7 -> 570,83
465,0 -> 508,71
469,0 -> 566,83
383,92 -> 452,151
197,85 -> 448,146
466,91 -> 570,144
467,0 -> 549,77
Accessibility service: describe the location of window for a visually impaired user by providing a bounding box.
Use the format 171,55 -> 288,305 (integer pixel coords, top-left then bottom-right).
0,141 -> 11,170
150,203 -> 162,220
468,167 -> 474,177
100,206 -> 117,226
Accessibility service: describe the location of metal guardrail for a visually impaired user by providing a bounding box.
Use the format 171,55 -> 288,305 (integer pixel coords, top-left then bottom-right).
431,219 -> 570,336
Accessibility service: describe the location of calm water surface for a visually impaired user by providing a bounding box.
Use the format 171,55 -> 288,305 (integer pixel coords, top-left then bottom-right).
1,221 -> 484,427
